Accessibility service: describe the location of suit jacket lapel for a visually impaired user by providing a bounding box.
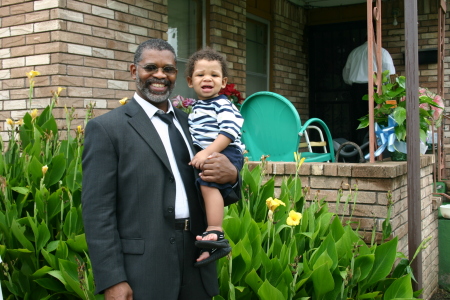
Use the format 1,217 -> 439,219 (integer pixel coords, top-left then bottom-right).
125,98 -> 172,173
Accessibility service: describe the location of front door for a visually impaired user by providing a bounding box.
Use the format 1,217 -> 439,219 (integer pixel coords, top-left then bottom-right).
309,21 -> 367,144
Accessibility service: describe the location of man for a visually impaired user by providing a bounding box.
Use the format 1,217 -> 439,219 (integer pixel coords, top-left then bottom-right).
82,39 -> 240,299
342,41 -> 396,144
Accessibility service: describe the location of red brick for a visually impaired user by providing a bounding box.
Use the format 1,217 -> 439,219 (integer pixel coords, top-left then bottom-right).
35,42 -> 67,54
3,35 -> 26,47
25,10 -> 50,23
10,45 -> 35,57
84,14 -> 107,27
84,57 -> 107,68
66,0 -> 92,14
26,32 -> 51,44
3,14 -> 25,27
10,2 -> 33,15
84,35 -> 107,48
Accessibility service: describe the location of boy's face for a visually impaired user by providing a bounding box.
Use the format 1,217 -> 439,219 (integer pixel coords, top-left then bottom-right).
187,59 -> 228,100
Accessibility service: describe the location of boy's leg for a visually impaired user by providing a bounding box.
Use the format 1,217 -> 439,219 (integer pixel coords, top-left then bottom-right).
196,185 -> 224,262
201,185 -> 224,240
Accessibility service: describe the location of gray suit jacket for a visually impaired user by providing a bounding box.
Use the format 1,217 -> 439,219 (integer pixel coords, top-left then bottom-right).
81,98 -> 238,298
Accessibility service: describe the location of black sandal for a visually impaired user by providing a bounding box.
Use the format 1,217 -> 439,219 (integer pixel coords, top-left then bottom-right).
195,230 -> 230,249
194,246 -> 232,267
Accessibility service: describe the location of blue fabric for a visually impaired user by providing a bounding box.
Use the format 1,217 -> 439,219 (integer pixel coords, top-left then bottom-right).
195,145 -> 243,200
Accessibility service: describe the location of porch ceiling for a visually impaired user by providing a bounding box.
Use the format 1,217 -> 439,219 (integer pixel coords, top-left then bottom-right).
289,0 -> 366,8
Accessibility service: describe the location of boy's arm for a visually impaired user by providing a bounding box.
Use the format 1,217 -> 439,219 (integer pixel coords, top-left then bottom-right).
190,134 -> 231,169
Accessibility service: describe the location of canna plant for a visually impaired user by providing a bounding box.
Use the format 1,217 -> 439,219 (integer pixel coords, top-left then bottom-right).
215,155 -> 423,300
0,71 -> 99,299
0,72 -> 426,299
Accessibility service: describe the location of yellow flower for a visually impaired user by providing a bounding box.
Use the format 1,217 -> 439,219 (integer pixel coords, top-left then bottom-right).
77,125 -> 84,135
31,109 -> 38,120
15,119 -> 24,126
266,197 -> 285,212
294,152 -> 306,168
56,87 -> 65,97
26,70 -> 40,80
119,97 -> 128,105
286,210 -> 302,226
42,165 -> 48,176
6,118 -> 14,126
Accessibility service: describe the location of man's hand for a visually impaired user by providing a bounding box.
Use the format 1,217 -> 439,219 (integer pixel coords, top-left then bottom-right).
200,152 -> 238,185
105,282 -> 133,300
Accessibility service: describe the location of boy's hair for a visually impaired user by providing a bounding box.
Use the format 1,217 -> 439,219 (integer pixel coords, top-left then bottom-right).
185,47 -> 229,78
134,39 -> 176,65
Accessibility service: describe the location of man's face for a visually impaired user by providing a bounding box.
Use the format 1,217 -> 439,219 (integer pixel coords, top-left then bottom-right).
131,49 -> 177,108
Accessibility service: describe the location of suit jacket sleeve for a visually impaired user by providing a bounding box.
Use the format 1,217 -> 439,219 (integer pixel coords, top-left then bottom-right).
223,169 -> 242,206
81,118 -> 127,293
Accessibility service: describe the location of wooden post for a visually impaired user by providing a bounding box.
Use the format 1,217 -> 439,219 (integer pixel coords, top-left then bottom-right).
404,0 -> 422,292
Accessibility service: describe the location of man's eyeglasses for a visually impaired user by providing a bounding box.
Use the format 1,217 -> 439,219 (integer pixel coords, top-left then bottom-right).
136,64 -> 178,75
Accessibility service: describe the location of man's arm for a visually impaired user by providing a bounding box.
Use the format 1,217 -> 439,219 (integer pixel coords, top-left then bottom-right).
200,152 -> 242,206
81,119 -> 128,294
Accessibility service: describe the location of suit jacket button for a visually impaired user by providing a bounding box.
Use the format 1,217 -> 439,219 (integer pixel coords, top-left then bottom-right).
170,237 -> 175,244
169,176 -> 174,182
168,206 -> 174,213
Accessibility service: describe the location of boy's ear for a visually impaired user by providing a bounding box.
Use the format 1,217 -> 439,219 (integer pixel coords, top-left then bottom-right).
187,76 -> 193,88
222,77 -> 228,88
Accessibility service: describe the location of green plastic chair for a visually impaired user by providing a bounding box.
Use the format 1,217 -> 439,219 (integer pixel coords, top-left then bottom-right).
240,91 -> 335,162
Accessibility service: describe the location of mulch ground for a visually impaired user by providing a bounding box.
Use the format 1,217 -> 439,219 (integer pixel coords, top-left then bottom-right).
430,288 -> 450,299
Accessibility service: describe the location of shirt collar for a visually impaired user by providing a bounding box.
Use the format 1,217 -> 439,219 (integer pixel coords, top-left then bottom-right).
133,92 -> 176,118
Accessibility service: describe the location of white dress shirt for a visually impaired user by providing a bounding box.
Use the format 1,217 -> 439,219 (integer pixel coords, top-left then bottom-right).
134,93 -> 192,219
342,42 -> 396,85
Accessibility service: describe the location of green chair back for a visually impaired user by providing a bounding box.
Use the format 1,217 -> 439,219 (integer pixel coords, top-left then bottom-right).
240,91 -> 335,162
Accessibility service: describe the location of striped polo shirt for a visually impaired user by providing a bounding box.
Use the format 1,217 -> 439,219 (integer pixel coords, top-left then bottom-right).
188,94 -> 244,152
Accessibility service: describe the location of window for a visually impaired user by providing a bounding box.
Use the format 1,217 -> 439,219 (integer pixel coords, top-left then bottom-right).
246,17 -> 269,96
168,0 -> 202,98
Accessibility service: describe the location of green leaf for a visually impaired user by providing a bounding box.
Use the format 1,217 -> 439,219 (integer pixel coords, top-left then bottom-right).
383,274 -> 413,300
11,219 -> 35,252
42,249 -> 58,270
44,153 -> 66,187
11,187 -> 30,194
37,221 -> 51,252
257,280 -> 285,300
392,107 -> 406,126
245,269 -> 264,294
364,237 -> 398,288
34,277 -> 66,292
67,234 -> 89,253
353,254 -> 374,282
31,266 -> 53,278
311,263 -> 335,297
63,207 -> 81,238
59,259 -> 85,298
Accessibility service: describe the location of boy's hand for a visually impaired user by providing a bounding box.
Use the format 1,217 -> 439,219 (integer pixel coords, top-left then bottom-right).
190,150 -> 210,169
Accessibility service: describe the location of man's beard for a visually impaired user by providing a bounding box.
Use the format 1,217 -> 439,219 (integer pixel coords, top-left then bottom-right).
136,75 -> 175,104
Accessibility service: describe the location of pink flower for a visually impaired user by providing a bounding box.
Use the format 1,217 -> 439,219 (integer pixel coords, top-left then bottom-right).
182,98 -> 196,108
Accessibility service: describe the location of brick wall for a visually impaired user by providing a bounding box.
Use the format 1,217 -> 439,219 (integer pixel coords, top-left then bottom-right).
272,1 -> 309,120
209,0 -> 246,93
249,155 -> 439,299
0,0 -> 168,141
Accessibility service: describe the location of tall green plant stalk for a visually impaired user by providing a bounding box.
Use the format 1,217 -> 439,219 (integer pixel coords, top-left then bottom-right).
0,71 -> 98,299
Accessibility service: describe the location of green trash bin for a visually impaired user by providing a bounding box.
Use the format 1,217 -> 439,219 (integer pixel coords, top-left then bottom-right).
438,203 -> 450,290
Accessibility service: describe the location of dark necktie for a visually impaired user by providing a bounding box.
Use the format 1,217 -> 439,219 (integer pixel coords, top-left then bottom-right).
157,111 -> 203,234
